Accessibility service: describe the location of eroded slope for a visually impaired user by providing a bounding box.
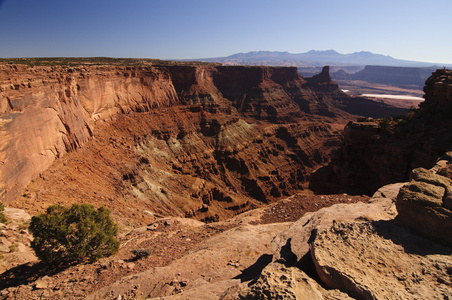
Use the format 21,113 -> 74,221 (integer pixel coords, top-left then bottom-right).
1,62 -> 401,226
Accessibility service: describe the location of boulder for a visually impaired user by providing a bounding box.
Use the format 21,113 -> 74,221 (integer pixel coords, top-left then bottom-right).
409,167 -> 452,188
230,262 -> 352,300
271,183 -> 400,263
397,181 -> 444,207
310,221 -> 452,299
3,207 -> 31,223
396,167 -> 452,246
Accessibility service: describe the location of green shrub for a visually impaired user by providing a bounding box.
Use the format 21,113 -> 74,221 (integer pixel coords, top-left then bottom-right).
29,204 -> 119,264
378,117 -> 395,133
0,202 -> 6,223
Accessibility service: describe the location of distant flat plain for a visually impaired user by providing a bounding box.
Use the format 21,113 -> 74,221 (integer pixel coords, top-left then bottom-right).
337,79 -> 424,109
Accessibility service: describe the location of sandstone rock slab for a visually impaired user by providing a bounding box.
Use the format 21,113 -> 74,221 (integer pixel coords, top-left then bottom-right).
225,262 -> 352,300
271,183 -> 400,263
87,223 -> 290,300
310,221 -> 452,299
396,168 -> 452,246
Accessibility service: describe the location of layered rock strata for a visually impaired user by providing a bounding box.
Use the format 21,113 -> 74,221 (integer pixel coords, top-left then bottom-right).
0,62 -> 406,225
0,64 -> 178,203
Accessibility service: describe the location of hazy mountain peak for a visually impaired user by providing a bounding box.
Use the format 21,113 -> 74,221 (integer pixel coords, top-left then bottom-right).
307,49 -> 340,55
197,50 -> 442,67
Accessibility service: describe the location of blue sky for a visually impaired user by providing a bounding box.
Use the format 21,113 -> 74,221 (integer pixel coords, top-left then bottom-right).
0,0 -> 450,64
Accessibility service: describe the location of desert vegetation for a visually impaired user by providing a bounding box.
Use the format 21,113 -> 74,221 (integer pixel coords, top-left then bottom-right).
29,204 -> 119,264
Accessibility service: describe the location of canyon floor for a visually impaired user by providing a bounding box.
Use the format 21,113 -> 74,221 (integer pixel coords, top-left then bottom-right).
336,79 -> 424,109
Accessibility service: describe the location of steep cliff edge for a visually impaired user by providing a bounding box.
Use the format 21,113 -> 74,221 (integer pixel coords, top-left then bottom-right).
311,68 -> 452,194
0,64 -> 178,204
0,62 -> 406,226
344,65 -> 435,88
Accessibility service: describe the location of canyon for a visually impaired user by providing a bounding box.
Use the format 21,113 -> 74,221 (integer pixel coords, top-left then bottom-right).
1,60 -> 451,299
0,62 -> 404,228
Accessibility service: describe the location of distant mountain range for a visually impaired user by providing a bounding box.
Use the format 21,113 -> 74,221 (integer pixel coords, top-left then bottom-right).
194,50 -> 449,68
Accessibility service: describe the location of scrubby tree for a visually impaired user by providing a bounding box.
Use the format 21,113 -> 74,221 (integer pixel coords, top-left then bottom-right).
29,203 -> 119,264
0,202 -> 6,223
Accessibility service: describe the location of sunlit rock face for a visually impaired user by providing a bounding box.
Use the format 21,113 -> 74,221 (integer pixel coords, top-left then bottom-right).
1,62 -> 402,225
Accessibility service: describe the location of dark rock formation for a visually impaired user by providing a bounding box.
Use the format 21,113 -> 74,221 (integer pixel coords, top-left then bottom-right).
352,65 -> 428,86
311,68 -> 452,195
332,65 -> 437,88
303,66 -> 409,118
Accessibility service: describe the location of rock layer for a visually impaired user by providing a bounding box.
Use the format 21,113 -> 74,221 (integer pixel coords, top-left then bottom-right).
2,62 -> 399,226
0,64 -> 178,203
396,153 -> 452,246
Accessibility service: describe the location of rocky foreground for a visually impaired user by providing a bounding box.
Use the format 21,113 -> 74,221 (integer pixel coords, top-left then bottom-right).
0,193 -> 367,299
1,153 -> 451,299
91,153 -> 452,300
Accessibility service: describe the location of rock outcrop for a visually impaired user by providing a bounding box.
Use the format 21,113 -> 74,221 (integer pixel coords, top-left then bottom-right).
87,222 -> 291,300
238,180 -> 452,299
396,153 -> 452,247
310,221 -> 452,299
232,263 -> 352,300
311,68 -> 452,194
0,208 -> 37,274
344,65 -> 435,88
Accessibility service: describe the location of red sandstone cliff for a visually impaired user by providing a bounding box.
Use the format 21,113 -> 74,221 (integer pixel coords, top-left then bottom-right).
0,64 -> 179,203
0,62 -> 406,225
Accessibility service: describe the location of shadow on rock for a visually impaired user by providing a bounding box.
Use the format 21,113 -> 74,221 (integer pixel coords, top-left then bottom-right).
372,219 -> 452,256
0,261 -> 76,290
233,254 -> 273,283
275,238 -> 297,267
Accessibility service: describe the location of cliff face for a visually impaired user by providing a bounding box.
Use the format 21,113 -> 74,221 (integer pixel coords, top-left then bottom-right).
332,65 -> 436,88
0,62 -> 407,226
311,69 -> 452,194
0,64 -> 179,204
